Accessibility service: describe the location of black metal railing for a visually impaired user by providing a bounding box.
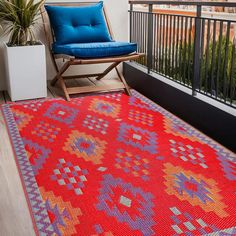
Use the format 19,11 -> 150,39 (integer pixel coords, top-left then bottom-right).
129,1 -> 236,108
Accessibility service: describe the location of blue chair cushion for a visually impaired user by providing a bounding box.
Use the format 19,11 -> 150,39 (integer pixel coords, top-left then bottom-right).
45,2 -> 112,45
52,42 -> 137,58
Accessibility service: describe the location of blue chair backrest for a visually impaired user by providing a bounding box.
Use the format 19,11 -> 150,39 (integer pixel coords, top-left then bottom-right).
45,1 -> 112,45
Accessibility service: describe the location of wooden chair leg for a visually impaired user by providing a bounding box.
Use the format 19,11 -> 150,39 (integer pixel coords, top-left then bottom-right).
52,54 -> 59,73
51,61 -> 70,86
115,67 -> 131,96
59,78 -> 71,101
95,62 -> 120,80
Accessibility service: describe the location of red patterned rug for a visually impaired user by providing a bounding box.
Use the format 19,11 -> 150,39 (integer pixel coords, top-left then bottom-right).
1,90 -> 236,236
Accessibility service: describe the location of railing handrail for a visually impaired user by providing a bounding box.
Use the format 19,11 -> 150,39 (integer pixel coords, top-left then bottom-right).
129,1 -> 236,8
128,10 -> 236,24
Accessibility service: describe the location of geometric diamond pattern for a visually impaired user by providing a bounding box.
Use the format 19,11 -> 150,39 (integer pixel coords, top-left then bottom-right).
40,187 -> 82,236
117,122 -> 158,154
83,115 -> 109,135
169,206 -> 219,235
114,149 -> 150,181
217,151 -> 236,181
129,96 -> 153,111
69,97 -> 84,106
96,174 -> 155,236
169,139 -> 208,168
164,117 -> 204,143
23,101 -> 44,112
163,163 -> 228,218
63,131 -> 107,165
93,224 -> 114,235
51,158 -> 88,196
11,108 -> 33,131
89,98 -> 120,118
128,109 -> 153,126
44,103 -> 79,124
104,92 -> 122,102
175,173 -> 212,203
32,121 -> 61,142
23,138 -> 51,175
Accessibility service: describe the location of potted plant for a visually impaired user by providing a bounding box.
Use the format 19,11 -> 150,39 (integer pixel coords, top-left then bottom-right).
0,0 -> 47,101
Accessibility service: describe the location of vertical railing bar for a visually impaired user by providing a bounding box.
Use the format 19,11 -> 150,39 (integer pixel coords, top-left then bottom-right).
187,17 -> 193,84
134,12 -> 136,48
131,10 -> 134,43
138,12 -> 140,64
162,14 -> 166,74
192,5 -> 202,95
153,13 -> 157,71
132,11 -> 135,61
159,14 -> 162,73
141,12 -> 144,65
229,40 -> 235,104
129,4 -> 133,43
155,14 -> 158,71
144,12 -> 146,65
165,14 -> 169,75
139,12 -> 142,64
168,15 -> 172,77
210,20 -> 217,96
161,14 -> 164,73
145,12 -> 148,66
175,15 -> 180,81
223,21 -> 231,101
136,12 -> 139,63
172,15 -> 176,79
179,16 -> 184,83
137,12 -> 140,63
156,14 -> 159,72
204,19 -> 211,93
135,11 -> 138,63
199,18 -> 205,92
140,12 -> 143,64
143,12 -> 146,65
147,5 -> 153,73
182,16 -> 188,84
136,13 -> 140,64
133,11 -> 137,42
151,12 -> 154,69
216,21 -> 223,99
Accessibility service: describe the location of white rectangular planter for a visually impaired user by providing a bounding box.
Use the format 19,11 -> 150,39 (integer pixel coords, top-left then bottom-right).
3,42 -> 47,101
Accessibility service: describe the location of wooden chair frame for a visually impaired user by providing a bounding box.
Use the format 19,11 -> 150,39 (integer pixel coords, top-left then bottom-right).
40,2 -> 142,101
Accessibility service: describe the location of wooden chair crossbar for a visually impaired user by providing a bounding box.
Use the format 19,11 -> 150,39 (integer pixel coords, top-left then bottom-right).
40,2 -> 142,101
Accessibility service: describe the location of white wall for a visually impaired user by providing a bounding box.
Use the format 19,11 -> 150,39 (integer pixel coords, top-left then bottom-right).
0,0 -> 129,91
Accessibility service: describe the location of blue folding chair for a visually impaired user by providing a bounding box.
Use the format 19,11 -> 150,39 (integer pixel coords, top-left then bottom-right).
41,1 -> 141,101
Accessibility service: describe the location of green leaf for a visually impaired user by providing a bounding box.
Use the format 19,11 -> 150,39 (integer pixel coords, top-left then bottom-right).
0,0 -> 45,46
